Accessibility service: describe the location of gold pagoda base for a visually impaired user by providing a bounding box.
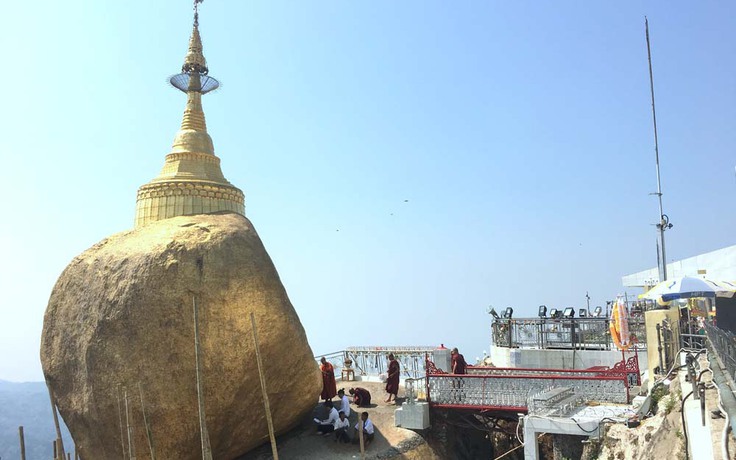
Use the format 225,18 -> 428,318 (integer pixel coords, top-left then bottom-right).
135,181 -> 244,228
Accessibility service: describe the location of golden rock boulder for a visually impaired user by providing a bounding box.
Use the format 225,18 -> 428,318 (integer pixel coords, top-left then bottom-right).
40,212 -> 321,459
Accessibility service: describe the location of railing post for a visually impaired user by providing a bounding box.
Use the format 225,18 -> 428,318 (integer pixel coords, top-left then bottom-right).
424,354 -> 431,404
538,319 -> 544,349
571,319 -> 576,349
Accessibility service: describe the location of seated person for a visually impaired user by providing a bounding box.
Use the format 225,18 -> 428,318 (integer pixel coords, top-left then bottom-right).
349,387 -> 372,407
314,401 -> 339,435
352,411 -> 375,445
337,388 -> 351,417
334,411 -> 350,443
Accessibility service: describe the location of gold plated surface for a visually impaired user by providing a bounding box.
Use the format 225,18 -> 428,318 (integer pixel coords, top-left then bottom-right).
183,25 -> 208,73
135,15 -> 244,228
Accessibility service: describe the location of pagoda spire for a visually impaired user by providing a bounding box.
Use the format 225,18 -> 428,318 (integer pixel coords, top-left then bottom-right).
134,1 -> 244,228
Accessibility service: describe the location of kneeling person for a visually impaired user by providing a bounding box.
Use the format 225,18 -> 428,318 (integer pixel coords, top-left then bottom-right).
349,387 -> 372,407
353,411 -> 375,445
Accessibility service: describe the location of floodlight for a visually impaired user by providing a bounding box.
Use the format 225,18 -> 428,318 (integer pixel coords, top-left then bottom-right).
538,305 -> 547,318
488,307 -> 500,319
578,308 -> 587,317
550,308 -> 560,319
563,307 -> 575,318
593,306 -> 603,317
503,307 -> 514,319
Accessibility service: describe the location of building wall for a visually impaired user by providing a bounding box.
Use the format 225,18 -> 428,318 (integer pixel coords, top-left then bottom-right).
490,347 -> 647,371
622,244 -> 736,288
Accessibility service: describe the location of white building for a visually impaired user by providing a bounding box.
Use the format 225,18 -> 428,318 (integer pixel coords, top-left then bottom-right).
622,244 -> 736,288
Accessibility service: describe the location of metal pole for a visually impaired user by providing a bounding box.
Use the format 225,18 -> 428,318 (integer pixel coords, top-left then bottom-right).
250,313 -> 279,460
645,17 -> 670,281
193,296 -> 213,460
656,323 -> 664,374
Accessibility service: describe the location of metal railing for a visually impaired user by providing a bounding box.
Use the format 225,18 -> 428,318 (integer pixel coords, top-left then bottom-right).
705,322 -> 736,383
491,317 -> 647,350
424,355 -> 637,409
426,371 -> 630,409
315,346 -> 435,380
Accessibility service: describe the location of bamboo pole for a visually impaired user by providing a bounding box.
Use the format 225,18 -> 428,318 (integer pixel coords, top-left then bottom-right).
358,418 -> 365,460
138,382 -> 156,460
124,388 -> 137,460
193,295 -> 213,460
250,312 -> 279,460
117,386 -> 127,460
47,384 -> 66,460
18,426 -> 26,460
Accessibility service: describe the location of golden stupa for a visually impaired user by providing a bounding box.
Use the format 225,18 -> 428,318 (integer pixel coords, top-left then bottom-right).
134,5 -> 244,228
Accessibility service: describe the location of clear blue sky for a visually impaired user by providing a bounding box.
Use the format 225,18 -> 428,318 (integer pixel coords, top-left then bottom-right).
1,1 -> 734,381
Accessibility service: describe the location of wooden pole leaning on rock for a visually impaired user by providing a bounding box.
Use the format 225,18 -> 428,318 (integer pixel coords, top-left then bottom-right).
124,388 -> 137,460
249,312 -> 279,460
358,419 -> 365,460
18,425 -> 26,460
138,382 -> 156,460
47,383 -> 66,460
193,295 -> 213,460
117,386 -> 127,460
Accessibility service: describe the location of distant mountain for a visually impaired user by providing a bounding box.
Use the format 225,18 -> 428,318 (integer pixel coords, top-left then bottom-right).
0,380 -> 74,460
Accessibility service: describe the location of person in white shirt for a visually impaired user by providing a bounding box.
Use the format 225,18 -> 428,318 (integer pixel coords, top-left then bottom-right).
353,411 -> 375,445
334,411 -> 350,443
314,401 -> 339,435
337,389 -> 351,418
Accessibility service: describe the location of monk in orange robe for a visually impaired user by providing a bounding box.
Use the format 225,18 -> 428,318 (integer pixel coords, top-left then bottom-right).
320,357 -> 337,401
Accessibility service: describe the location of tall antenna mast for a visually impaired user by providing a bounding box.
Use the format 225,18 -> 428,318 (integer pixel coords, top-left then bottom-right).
645,17 -> 673,281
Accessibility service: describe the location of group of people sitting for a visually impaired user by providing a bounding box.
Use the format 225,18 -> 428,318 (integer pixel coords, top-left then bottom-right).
314,389 -> 375,444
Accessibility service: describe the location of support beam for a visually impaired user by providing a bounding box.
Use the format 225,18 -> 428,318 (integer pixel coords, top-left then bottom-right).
523,416 -> 599,460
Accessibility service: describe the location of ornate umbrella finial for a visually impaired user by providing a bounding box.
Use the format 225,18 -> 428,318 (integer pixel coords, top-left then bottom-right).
170,0 -> 219,93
